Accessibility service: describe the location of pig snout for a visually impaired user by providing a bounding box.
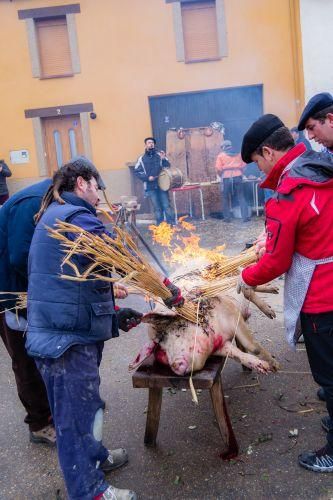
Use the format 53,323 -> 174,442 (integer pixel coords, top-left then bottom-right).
171,357 -> 189,375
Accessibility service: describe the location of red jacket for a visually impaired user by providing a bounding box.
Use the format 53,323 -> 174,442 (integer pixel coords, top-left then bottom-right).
242,143 -> 333,313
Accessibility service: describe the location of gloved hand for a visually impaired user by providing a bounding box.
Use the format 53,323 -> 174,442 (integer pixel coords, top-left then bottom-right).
163,277 -> 185,308
116,308 -> 143,332
236,274 -> 256,295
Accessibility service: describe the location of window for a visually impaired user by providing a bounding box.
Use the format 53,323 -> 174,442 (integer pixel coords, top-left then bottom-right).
36,16 -> 73,78
181,1 -> 219,62
18,4 -> 81,79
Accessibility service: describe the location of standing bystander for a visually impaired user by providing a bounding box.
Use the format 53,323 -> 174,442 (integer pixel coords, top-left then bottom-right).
0,179 -> 56,445
0,158 -> 12,205
134,137 -> 174,225
290,127 -> 312,150
215,140 -> 249,222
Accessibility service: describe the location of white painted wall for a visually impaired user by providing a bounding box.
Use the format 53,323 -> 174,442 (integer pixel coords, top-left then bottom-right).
300,0 -> 333,101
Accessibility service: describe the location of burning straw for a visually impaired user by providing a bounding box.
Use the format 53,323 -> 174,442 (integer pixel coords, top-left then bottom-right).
47,220 -> 199,323
201,247 -> 257,281
45,221 -> 257,323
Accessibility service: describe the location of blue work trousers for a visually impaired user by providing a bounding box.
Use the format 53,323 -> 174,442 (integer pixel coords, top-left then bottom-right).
35,344 -> 109,500
146,188 -> 174,225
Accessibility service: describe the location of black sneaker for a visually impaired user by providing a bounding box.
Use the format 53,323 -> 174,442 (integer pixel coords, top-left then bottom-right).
317,387 -> 326,401
298,445 -> 333,472
321,416 -> 333,433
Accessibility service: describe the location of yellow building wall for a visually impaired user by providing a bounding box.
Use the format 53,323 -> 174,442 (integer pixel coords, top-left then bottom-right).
0,0 -> 301,192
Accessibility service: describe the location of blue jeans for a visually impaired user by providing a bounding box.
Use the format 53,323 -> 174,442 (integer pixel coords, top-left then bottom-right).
35,344 -> 108,500
146,188 -> 174,225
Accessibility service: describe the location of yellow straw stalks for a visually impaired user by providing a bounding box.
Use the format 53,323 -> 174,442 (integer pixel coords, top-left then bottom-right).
0,231 -> 257,323
0,291 -> 27,312
198,276 -> 239,298
201,247 -> 257,281
47,220 -> 199,323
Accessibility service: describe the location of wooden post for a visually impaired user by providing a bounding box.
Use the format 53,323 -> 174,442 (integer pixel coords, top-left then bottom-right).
144,387 -> 163,447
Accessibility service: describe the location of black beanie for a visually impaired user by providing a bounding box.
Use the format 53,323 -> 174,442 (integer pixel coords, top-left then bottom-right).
298,92 -> 333,131
241,114 -> 285,163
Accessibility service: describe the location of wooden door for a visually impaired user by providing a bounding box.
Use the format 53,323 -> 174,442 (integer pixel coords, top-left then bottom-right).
43,114 -> 84,174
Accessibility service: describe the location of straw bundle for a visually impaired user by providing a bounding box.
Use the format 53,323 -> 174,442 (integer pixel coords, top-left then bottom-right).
47,220 -> 199,323
201,247 -> 257,281
198,276 -> 239,298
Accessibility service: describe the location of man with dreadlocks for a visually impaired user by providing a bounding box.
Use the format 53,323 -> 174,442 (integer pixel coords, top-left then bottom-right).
26,157 -> 183,500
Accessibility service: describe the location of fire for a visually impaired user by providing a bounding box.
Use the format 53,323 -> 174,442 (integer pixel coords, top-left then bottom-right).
149,218 -> 227,267
148,221 -> 177,247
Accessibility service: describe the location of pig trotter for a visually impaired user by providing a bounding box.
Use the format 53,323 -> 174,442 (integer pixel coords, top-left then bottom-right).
243,288 -> 276,319
219,341 -> 273,374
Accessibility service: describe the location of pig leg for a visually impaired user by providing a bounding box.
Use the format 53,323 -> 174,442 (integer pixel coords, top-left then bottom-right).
216,340 -> 271,374
235,320 -> 280,371
255,284 -> 279,294
235,338 -> 252,372
243,288 -> 276,319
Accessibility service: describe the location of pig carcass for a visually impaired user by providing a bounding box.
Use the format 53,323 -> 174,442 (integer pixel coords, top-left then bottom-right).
130,265 -> 279,376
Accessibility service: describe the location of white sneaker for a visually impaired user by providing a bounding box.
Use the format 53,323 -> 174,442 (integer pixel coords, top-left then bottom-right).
99,485 -> 137,500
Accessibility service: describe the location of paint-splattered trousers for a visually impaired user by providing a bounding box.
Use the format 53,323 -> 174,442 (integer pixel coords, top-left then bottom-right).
35,343 -> 109,500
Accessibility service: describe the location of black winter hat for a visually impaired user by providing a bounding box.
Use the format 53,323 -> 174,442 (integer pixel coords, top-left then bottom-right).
298,92 -> 333,131
241,114 -> 285,163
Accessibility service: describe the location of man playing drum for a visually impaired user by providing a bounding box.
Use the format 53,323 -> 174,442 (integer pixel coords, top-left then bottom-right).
134,137 -> 174,225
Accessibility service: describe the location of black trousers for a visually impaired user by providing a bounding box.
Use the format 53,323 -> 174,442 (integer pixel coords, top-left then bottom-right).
300,311 -> 333,450
0,315 -> 51,431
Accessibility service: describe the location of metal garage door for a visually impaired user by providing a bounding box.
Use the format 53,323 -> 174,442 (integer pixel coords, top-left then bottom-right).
149,84 -> 263,152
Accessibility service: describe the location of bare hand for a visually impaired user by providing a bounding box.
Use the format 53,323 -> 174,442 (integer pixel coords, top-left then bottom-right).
114,283 -> 129,299
148,176 -> 155,181
254,230 -> 267,260
158,150 -> 166,159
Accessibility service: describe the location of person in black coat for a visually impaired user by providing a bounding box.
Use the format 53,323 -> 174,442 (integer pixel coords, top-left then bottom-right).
0,159 -> 12,205
0,179 -> 56,445
134,137 -> 174,225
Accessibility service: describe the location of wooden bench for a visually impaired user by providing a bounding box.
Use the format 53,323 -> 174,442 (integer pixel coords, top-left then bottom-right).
132,355 -> 238,458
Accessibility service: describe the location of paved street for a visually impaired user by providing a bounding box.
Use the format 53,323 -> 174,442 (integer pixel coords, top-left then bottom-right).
0,217 -> 332,499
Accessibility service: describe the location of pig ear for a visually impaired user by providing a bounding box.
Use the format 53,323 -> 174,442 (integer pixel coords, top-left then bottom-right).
142,310 -> 177,324
128,340 -> 157,371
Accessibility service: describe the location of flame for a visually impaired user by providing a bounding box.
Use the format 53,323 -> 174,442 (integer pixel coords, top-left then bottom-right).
148,222 -> 177,247
149,218 -> 227,267
178,216 -> 196,232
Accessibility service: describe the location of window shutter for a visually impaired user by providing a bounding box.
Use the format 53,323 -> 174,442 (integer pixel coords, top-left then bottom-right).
36,16 -> 73,78
181,1 -> 219,62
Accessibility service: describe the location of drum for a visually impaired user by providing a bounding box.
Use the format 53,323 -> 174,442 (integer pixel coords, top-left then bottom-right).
158,168 -> 184,191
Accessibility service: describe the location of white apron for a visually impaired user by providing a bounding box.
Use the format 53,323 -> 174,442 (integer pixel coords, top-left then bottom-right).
284,252 -> 333,349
